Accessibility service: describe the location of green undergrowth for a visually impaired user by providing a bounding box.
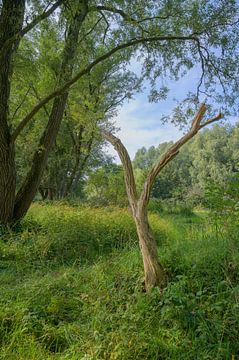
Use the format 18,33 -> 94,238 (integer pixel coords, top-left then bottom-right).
0,203 -> 238,359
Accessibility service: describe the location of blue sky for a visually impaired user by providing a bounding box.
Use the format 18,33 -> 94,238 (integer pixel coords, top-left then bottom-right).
106,51 -> 238,162
106,64 -> 207,161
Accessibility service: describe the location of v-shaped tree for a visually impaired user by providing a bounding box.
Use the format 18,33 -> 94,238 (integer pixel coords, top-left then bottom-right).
103,104 -> 222,291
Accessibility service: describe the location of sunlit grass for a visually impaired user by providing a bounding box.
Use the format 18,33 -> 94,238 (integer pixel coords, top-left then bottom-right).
0,203 -> 238,359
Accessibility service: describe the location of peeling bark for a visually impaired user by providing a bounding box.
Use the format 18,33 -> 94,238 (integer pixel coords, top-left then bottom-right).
102,104 -> 222,290
135,209 -> 167,290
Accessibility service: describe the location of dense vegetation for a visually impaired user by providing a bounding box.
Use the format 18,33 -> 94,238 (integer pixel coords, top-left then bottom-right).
0,0 -> 238,358
86,122 -> 239,207
0,202 -> 238,359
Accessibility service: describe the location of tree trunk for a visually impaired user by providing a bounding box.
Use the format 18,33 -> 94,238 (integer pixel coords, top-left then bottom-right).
0,138 -> 16,225
39,187 -> 48,201
134,207 -> 167,291
13,2 -> 88,221
62,125 -> 84,197
0,0 -> 25,225
64,140 -> 93,197
13,94 -> 68,218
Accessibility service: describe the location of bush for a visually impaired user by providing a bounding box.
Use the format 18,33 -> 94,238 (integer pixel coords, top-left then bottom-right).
163,200 -> 193,216
148,198 -> 164,213
149,198 -> 193,216
204,174 -> 239,239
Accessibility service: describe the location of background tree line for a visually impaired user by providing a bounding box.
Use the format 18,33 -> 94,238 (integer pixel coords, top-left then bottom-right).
83,122 -> 239,208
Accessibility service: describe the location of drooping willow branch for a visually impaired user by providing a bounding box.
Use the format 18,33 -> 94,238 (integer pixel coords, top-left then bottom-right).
11,34 -> 200,142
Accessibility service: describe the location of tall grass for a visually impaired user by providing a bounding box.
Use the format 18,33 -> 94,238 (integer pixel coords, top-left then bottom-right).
0,203 -> 238,359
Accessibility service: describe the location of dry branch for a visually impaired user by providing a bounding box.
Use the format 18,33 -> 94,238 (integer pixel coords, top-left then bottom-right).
103,104 -> 222,209
139,104 -> 222,207
102,130 -> 138,209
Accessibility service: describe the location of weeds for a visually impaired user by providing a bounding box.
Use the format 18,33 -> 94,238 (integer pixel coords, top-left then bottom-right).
0,203 -> 238,359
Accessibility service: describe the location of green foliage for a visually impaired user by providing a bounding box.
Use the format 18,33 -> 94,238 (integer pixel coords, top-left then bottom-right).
133,123 -> 239,205
148,198 -> 164,213
148,198 -> 193,216
204,172 -> 239,241
1,0 -> 239,226
86,164 -> 128,207
161,200 -> 193,216
0,204 -> 238,359
205,173 -> 239,213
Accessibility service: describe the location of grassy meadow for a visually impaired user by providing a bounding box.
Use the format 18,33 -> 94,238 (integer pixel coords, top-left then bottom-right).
0,203 -> 238,359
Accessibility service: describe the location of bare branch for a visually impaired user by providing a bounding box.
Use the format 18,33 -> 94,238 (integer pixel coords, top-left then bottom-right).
199,112 -> 222,129
139,104 -> 222,208
102,130 -> 138,208
191,102 -> 207,130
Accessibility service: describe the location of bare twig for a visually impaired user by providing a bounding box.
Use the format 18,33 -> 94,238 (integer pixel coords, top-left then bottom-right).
139,104 -> 222,207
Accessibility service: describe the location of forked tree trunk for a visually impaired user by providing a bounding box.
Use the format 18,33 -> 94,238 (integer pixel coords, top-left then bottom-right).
102,104 -> 222,290
103,131 -> 167,290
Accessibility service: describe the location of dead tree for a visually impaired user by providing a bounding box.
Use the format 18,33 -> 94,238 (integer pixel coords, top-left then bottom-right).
103,104 -> 222,291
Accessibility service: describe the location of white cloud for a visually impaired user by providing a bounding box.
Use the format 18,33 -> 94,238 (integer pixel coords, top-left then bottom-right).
103,63 -> 237,164
105,98 -> 183,162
